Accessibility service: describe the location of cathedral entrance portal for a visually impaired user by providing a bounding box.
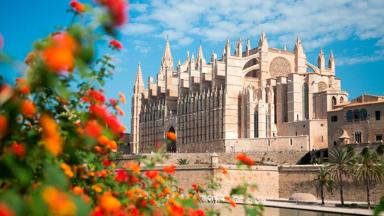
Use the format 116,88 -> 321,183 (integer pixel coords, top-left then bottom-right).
166,126 -> 176,153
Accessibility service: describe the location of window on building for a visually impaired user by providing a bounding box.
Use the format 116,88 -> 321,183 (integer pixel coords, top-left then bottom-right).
254,111 -> 258,138
375,111 -> 381,120
339,97 -> 345,104
332,96 -> 337,106
353,109 -> 360,121
354,131 -> 362,144
331,115 -> 338,122
333,141 -> 337,146
303,83 -> 309,119
346,110 -> 353,122
360,109 -> 368,121
376,135 -> 383,142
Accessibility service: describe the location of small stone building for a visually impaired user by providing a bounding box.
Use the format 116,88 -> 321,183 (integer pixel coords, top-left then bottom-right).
131,33 -> 348,153
328,94 -> 384,148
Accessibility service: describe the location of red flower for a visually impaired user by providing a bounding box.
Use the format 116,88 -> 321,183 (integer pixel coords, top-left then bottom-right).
115,169 -> 128,182
0,115 -> 7,139
225,196 -> 236,208
188,209 -> 206,216
70,0 -> 86,13
11,142 -> 26,157
15,78 -> 29,94
109,98 -> 118,106
236,152 -> 254,166
88,89 -> 106,103
97,0 -> 127,27
103,159 -> 111,167
145,170 -> 158,179
192,183 -> 199,192
105,115 -> 125,134
84,120 -> 103,138
0,34 -> 3,50
0,202 -> 15,216
109,39 -> 122,50
170,205 -> 184,216
163,164 -> 176,174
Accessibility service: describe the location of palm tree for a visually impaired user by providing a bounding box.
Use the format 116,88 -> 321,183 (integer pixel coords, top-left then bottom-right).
354,147 -> 384,209
328,147 -> 355,206
315,167 -> 334,205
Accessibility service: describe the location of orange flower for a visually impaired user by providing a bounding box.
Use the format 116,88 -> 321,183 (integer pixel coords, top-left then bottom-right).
169,204 -> 184,216
107,140 -> 117,151
60,163 -> 74,178
166,132 -> 176,142
98,135 -> 109,145
236,152 -> 254,166
0,202 -> 15,216
84,120 -> 103,138
118,92 -> 126,104
21,100 -> 36,118
99,193 -> 121,212
15,78 -> 29,94
125,162 -> 140,174
115,105 -> 125,116
224,196 -> 236,208
43,46 -> 75,72
0,115 -> 8,139
42,32 -> 78,73
10,142 -> 26,157
70,0 -> 86,13
42,186 -> 76,216
97,169 -> 108,178
219,166 -> 228,175
40,114 -> 63,156
72,186 -> 83,195
188,209 -> 206,216
163,164 -> 176,174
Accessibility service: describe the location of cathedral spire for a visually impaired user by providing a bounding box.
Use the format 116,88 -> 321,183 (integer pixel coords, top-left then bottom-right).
294,36 -> 306,73
225,37 -> 231,57
317,48 -> 325,72
160,37 -> 174,77
235,38 -> 243,57
196,44 -> 206,67
134,63 -> 144,92
258,32 -> 268,51
246,38 -> 251,56
163,36 -> 172,62
328,50 -> 335,74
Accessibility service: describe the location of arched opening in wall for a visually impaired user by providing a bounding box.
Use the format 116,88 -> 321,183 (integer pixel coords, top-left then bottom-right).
339,96 -> 345,104
332,96 -> 337,107
354,131 -> 362,144
245,70 -> 259,78
254,111 -> 258,138
243,58 -> 258,70
302,83 -> 309,119
166,126 -> 176,153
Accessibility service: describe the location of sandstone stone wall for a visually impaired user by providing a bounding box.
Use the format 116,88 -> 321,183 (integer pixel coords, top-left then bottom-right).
278,165 -> 384,203
224,136 -> 309,152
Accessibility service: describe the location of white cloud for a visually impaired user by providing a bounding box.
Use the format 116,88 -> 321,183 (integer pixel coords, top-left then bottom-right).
130,3 -> 148,13
121,23 -> 155,35
125,0 -> 384,64
337,49 -> 384,66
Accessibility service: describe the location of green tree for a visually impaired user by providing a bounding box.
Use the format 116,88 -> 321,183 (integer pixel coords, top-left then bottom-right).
354,147 -> 384,209
315,167 -> 334,205
328,147 -> 355,206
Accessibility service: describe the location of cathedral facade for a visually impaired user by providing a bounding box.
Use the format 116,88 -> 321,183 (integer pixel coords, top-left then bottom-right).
131,33 -> 348,154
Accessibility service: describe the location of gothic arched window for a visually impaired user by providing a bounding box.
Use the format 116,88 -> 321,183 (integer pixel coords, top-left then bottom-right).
354,131 -> 362,143
353,109 -> 360,121
339,96 -> 345,104
303,83 -> 309,119
332,96 -> 337,106
346,110 -> 353,122
360,109 -> 368,121
254,111 -> 258,138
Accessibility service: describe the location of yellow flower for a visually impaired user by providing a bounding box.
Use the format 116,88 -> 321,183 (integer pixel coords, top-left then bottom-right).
60,163 -> 74,178
42,186 -> 76,216
118,92 -> 126,104
40,114 -> 63,156
99,193 -> 121,212
92,184 -> 102,193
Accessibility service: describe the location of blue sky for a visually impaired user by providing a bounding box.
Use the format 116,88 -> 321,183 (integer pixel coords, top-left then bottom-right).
1,0 -> 384,131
